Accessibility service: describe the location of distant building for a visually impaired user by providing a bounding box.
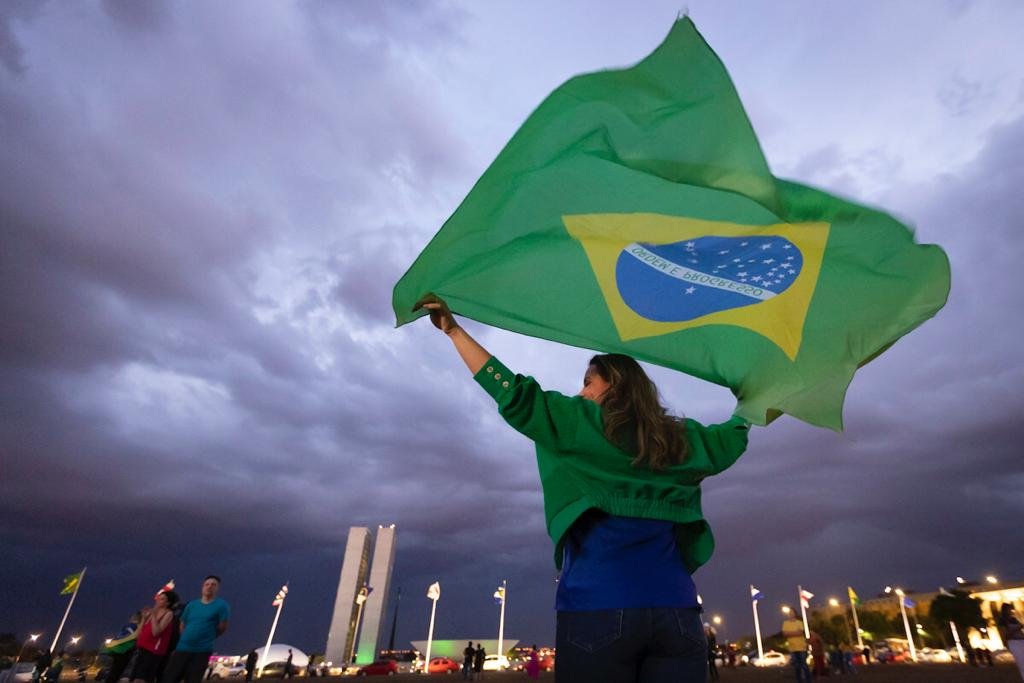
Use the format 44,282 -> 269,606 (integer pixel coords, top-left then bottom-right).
323,525 -> 398,666
356,525 -> 397,661
324,528 -> 372,665
815,589 -> 941,621
409,639 -> 520,659
964,581 -> 1024,650
811,579 -> 1024,650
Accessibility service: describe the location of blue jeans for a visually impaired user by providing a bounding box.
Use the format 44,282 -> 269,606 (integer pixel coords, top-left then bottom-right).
556,607 -> 707,682
790,651 -> 811,683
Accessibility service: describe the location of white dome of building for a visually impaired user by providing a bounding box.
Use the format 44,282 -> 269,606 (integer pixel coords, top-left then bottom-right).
255,644 -> 309,668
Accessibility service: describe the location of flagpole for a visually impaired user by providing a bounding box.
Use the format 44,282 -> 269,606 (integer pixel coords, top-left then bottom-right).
798,585 -> 810,640
895,590 -> 917,662
849,589 -> 864,649
750,586 -> 764,662
51,567 -> 86,653
349,598 -> 366,666
949,621 -> 966,663
259,583 -> 288,677
423,595 -> 438,673
497,580 -> 507,666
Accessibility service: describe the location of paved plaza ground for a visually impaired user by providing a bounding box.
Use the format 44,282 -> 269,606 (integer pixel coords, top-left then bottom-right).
327,662 -> 1023,681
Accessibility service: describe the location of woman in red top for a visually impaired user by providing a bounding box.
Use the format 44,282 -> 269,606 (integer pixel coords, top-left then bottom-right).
132,590 -> 179,683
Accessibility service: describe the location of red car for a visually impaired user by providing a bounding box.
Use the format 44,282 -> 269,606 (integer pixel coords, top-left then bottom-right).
356,660 -> 399,676
426,657 -> 461,674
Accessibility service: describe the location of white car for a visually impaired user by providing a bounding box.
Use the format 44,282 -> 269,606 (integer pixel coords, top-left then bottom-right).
752,651 -> 788,668
481,655 -> 510,672
917,647 -> 952,663
1,663 -> 37,683
211,663 -> 245,678
1,663 -> 36,683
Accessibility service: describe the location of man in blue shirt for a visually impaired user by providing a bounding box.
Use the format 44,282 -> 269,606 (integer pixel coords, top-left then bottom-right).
161,576 -> 230,683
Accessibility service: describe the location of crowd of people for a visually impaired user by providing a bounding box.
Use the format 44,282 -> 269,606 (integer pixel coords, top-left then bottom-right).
31,576 -> 230,683
21,569 -> 1024,683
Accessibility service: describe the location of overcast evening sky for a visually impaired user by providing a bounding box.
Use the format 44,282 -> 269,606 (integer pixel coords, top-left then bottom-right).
2,0 -> 1024,658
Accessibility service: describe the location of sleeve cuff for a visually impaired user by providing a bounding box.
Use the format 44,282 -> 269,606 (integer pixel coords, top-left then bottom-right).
473,356 -> 515,401
729,414 -> 751,430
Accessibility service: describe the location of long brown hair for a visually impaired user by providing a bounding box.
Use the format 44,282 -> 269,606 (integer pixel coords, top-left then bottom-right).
589,354 -> 688,470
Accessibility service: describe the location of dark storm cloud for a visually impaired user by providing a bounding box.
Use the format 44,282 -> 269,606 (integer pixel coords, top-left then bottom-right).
0,0 -> 489,651
102,0 -> 167,32
0,0 -> 41,75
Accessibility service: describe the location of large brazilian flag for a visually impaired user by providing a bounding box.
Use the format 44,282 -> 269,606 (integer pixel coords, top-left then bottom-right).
392,17 -> 950,430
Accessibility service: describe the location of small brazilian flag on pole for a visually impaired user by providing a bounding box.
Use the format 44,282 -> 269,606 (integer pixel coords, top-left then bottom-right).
393,17 -> 950,430
60,571 -> 84,595
848,586 -> 860,606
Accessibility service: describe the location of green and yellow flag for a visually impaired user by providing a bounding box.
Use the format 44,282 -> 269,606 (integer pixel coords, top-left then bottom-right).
848,586 -> 860,605
392,18 -> 950,430
60,570 -> 83,595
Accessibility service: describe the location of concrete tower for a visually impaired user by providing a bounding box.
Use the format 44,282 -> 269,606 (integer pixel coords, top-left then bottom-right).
324,527 -> 372,665
355,525 -> 397,662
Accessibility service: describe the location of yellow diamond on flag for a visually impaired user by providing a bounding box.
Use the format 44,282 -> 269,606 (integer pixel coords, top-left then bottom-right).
564,213 -> 829,360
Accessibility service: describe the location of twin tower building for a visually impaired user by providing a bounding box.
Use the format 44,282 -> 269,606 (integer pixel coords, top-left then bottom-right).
324,525 -> 397,665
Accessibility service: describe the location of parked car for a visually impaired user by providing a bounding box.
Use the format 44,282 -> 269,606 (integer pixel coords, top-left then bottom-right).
425,657 -> 460,674
873,647 -> 909,663
751,651 -> 788,668
211,662 -> 245,678
481,655 -> 509,672
375,653 -> 420,674
0,663 -> 36,683
355,660 -> 398,676
259,662 -> 302,678
508,652 -> 554,673
916,647 -> 952,663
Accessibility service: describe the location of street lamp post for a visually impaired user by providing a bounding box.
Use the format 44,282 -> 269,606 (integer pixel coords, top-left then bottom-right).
894,589 -> 918,662
17,634 -> 41,663
495,580 -> 507,667
830,599 -> 854,644
349,586 -> 371,667
750,587 -> 765,665
258,583 -> 289,678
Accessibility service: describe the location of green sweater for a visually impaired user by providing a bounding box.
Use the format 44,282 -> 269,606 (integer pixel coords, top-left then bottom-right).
474,357 -> 750,574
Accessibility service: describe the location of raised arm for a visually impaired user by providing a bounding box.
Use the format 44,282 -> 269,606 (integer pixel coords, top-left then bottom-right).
414,294 -> 580,450
150,609 -> 173,636
414,294 -> 490,374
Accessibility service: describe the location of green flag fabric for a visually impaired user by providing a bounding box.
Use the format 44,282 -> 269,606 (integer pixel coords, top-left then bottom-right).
60,570 -> 83,595
101,631 -> 137,655
392,18 -> 950,430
